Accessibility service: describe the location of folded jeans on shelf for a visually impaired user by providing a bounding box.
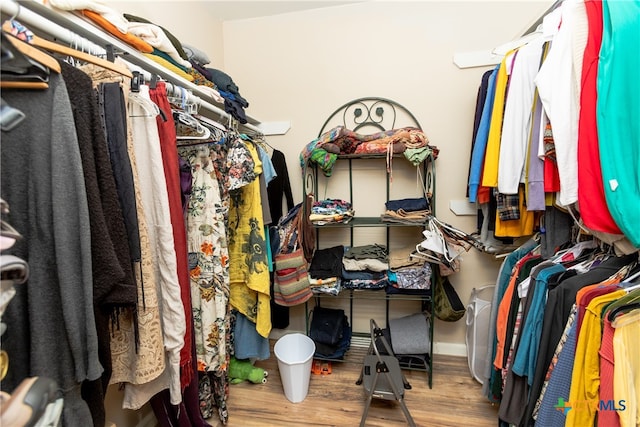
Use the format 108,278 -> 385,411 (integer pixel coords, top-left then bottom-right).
385,197 -> 430,213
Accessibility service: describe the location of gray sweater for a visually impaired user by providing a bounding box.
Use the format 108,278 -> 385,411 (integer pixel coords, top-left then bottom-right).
1,72 -> 99,426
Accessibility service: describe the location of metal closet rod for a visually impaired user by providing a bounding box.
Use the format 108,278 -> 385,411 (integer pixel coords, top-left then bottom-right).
0,0 -> 263,134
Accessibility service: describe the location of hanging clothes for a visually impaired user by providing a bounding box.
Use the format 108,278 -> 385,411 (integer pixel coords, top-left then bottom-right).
577,0 -> 621,234
482,50 -> 516,188
80,65 -> 166,410
148,81 -> 194,391
1,71 -> 98,427
178,142 -> 231,425
227,140 -> 272,339
497,37 -> 545,196
267,148 -> 295,330
566,288 -> 625,427
534,0 -> 584,207
128,85 -> 186,407
180,143 -> 230,372
490,246 -> 638,427
596,0 -> 640,247
59,61 -> 138,427
468,65 -> 498,203
611,308 -> 640,427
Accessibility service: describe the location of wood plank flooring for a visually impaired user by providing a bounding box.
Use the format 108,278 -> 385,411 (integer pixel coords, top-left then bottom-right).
208,341 -> 499,426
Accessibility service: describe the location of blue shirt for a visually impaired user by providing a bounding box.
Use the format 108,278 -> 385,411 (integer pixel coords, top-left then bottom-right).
468,65 -> 499,202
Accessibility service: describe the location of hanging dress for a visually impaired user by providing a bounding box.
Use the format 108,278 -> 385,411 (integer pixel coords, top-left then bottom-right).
127,86 -> 186,408
179,143 -> 231,424
227,140 -> 272,339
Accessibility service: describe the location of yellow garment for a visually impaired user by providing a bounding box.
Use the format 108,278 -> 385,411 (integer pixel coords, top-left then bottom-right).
566,290 -> 626,427
494,185 -> 535,237
228,143 -> 272,338
545,192 -> 555,207
143,53 -> 194,82
612,309 -> 640,427
482,50 -> 514,188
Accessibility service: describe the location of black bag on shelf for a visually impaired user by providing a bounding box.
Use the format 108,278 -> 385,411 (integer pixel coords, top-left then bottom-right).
313,317 -> 352,359
309,306 -> 346,346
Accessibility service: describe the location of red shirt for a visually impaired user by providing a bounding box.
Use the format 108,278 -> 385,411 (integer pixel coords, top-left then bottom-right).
577,0 -> 621,233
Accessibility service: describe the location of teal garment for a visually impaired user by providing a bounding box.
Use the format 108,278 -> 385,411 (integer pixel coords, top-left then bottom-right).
265,225 -> 273,273
511,263 -> 566,384
597,0 -> 640,247
150,48 -> 190,73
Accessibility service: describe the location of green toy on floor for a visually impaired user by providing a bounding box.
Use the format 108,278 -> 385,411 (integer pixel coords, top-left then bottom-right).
229,356 -> 268,384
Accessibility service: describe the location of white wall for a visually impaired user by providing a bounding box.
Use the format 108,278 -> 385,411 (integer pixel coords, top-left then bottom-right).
109,0 -> 226,69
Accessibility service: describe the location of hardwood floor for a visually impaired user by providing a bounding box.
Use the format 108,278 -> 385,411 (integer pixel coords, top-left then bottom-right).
209,341 -> 499,426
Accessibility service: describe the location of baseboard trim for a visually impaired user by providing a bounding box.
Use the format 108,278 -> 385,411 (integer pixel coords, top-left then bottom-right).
432,342 -> 467,357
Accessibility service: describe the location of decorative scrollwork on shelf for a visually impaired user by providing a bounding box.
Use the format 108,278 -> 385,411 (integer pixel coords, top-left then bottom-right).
318,97 -> 422,136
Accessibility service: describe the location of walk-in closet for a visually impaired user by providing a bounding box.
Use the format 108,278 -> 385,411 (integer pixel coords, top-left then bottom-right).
1,1 -> 638,426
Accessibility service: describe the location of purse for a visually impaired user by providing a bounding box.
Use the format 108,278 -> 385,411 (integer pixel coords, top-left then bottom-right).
273,208 -> 313,307
433,270 -> 465,322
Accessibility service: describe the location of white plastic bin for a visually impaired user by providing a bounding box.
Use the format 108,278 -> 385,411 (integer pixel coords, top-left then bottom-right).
274,333 -> 315,403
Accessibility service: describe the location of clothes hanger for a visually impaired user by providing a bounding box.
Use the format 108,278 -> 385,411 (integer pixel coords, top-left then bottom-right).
194,113 -> 228,133
552,239 -> 598,263
174,110 -> 211,141
167,84 -> 199,115
252,134 -> 275,155
0,98 -> 25,131
607,301 -> 640,322
31,35 -> 133,79
411,244 -> 445,266
604,285 -> 640,322
2,21 -> 132,79
0,29 -> 60,74
129,90 -> 161,118
622,263 -> 640,283
0,81 -> 49,89
0,33 -> 57,89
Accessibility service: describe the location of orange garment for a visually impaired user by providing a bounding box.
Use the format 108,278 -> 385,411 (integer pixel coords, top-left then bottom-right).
81,10 -> 154,53
477,186 -> 491,204
493,254 -> 535,370
575,283 -> 601,306
575,271 -> 624,306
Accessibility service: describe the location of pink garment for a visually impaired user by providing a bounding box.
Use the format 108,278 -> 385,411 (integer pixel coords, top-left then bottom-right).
598,315 -> 621,427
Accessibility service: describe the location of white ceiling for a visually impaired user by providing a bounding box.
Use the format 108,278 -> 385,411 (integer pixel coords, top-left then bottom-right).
203,1 -> 361,21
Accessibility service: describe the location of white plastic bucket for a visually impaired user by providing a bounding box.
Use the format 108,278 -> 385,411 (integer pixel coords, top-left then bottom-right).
274,333 -> 315,403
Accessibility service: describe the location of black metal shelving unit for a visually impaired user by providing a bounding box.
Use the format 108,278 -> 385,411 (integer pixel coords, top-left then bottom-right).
303,97 -> 436,388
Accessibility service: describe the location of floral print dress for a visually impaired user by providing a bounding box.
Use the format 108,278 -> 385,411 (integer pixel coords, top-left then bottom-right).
179,144 -> 231,423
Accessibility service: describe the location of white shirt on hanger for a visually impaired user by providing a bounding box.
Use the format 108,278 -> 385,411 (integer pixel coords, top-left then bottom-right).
535,0 -> 588,207
497,36 -> 545,195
